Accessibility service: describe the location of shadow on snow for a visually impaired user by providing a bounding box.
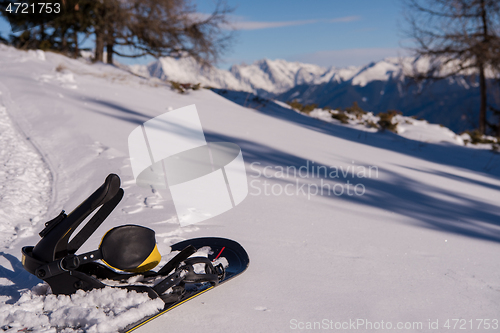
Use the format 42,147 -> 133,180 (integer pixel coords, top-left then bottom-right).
84,90 -> 500,244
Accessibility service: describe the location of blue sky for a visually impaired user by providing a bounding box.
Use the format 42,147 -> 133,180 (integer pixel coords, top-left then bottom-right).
198,0 -> 408,68
0,0 -> 408,69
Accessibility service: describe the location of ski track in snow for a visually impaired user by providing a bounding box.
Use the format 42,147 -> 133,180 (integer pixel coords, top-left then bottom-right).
0,104 -> 52,250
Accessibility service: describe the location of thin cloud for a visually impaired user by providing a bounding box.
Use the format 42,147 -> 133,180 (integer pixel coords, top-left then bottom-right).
329,16 -> 362,23
229,19 -> 319,31
226,15 -> 361,31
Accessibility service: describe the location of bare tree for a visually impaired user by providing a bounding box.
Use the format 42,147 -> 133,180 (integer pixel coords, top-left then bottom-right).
81,0 -> 233,65
73,0 -> 125,63
1,0 -> 233,68
108,0 -> 233,66
404,0 -> 500,134
1,0 -> 89,56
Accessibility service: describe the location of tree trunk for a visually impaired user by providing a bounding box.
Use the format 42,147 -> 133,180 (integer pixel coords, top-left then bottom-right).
94,29 -> 104,62
106,43 -> 113,64
479,62 -> 487,134
61,29 -> 68,54
73,30 -> 79,59
479,0 -> 488,135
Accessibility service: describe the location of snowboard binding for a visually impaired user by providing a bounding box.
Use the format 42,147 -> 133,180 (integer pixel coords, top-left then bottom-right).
21,174 -> 225,303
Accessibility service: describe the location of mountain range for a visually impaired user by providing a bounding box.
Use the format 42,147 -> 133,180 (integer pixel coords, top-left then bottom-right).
130,56 -> 500,133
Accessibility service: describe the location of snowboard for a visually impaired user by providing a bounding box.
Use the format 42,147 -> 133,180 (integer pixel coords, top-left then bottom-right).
122,237 -> 250,333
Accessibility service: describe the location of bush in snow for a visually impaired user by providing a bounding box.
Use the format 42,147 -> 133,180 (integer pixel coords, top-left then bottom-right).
286,100 -> 317,115
377,110 -> 400,132
461,130 -> 499,146
344,101 -> 367,119
170,81 -> 201,94
330,111 -> 350,124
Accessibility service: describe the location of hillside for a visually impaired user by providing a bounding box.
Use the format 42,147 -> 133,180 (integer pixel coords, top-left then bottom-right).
1,46 -> 500,332
135,56 -> 500,133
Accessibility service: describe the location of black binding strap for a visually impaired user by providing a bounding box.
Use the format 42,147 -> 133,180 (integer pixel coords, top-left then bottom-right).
153,270 -> 186,295
153,256 -> 223,295
182,257 -> 220,284
156,245 -> 196,276
32,174 -> 122,263
67,189 -> 124,254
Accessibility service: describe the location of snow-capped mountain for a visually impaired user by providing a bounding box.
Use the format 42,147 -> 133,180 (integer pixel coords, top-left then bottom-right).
132,56 -> 363,96
134,56 -> 464,95
275,57 -> 500,133
135,56 -> 499,133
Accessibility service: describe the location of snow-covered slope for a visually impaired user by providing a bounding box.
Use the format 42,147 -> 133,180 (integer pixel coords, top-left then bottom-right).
275,100 -> 469,146
1,46 -> 500,333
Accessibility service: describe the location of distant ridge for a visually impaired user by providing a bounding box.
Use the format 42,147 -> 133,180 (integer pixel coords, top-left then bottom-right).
131,56 -> 500,132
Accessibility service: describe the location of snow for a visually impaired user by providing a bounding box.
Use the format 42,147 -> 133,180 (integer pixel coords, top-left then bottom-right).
147,56 -> 244,91
1,44 -> 500,333
352,60 -> 400,87
0,103 -> 51,249
395,116 -> 466,145
133,57 -> 356,95
0,284 -> 164,333
268,99 -> 482,148
299,107 -> 466,146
